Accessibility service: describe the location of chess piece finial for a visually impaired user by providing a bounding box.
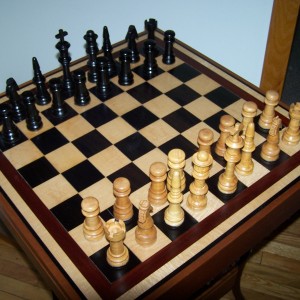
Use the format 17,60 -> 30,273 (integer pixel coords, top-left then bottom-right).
215,115 -> 235,157
260,116 -> 282,162
148,162 -> 168,206
135,200 -> 157,246
198,128 -> 214,154
282,102 -> 300,145
104,219 -> 129,267
258,90 -> 279,130
187,150 -> 213,210
81,196 -> 104,241
113,177 -> 133,222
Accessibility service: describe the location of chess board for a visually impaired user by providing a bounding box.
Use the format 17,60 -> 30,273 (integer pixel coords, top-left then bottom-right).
0,26 -> 299,300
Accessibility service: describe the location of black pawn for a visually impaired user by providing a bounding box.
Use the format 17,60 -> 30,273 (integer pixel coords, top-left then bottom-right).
22,91 -> 43,131
125,25 -> 140,63
143,39 -> 158,79
96,57 -> 111,99
73,69 -> 90,106
0,103 -> 21,145
32,57 -> 51,105
84,30 -> 99,83
118,48 -> 134,86
162,30 -> 176,65
49,78 -> 68,118
55,29 -> 75,98
6,78 -> 26,122
102,26 -> 117,77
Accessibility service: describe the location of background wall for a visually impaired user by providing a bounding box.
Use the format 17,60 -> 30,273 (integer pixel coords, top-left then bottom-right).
0,0 -> 273,93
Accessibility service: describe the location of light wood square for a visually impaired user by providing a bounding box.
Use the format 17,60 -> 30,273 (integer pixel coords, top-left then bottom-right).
182,191 -> 224,222
236,159 -> 269,187
148,72 -> 182,93
223,98 -> 246,122
182,122 -> 219,147
140,119 -> 179,147
185,74 -> 220,95
56,115 -> 94,141
125,226 -> 171,262
143,94 -> 180,118
97,117 -> 136,144
105,92 -> 140,116
33,174 -> 77,209
4,140 -> 43,169
79,177 -> 115,211
184,96 -> 222,120
130,182 -> 151,209
157,56 -> 184,71
133,148 -> 168,176
17,114 -> 53,140
89,145 -> 131,177
65,92 -> 101,114
45,143 -> 86,173
69,223 -> 108,257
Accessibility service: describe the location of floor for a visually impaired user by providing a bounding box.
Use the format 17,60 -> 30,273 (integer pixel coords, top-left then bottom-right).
0,212 -> 299,299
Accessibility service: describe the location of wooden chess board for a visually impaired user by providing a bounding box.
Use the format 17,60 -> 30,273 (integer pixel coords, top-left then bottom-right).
0,27 -> 299,299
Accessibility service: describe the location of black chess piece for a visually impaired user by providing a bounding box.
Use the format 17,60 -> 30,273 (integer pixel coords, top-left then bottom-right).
32,57 -> 51,105
84,30 -> 99,83
5,78 -> 26,122
49,78 -> 68,118
118,48 -> 134,86
22,91 -> 43,131
143,39 -> 158,79
73,69 -> 90,106
0,103 -> 21,145
145,18 -> 157,40
102,26 -> 117,77
55,29 -> 75,98
96,57 -> 111,100
162,30 -> 176,65
125,25 -> 140,63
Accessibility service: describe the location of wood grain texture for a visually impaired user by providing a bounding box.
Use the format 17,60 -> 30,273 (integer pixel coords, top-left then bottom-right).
222,212 -> 300,300
260,0 -> 300,95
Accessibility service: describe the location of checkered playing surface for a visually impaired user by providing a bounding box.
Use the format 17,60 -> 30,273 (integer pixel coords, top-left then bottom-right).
0,39 -> 297,285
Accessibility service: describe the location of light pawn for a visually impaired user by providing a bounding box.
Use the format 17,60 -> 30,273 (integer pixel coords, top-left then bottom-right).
187,150 -> 213,210
148,162 -> 168,206
81,196 -> 104,241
